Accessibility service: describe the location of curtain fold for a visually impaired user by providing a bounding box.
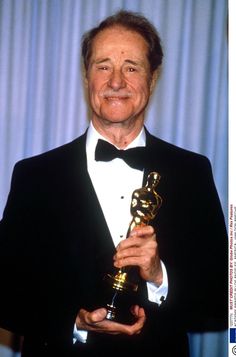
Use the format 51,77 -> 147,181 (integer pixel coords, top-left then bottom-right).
0,1 -> 228,356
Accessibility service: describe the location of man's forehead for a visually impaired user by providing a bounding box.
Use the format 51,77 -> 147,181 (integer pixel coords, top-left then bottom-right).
92,26 -> 148,49
90,29 -> 149,64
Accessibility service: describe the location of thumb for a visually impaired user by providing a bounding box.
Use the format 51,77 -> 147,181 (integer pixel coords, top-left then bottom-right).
89,308 -> 107,323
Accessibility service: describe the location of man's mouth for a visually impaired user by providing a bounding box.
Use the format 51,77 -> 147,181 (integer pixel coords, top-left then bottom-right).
100,92 -> 132,100
105,96 -> 128,100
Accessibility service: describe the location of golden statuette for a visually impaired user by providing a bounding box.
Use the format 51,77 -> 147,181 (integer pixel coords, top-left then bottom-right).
104,172 -> 163,323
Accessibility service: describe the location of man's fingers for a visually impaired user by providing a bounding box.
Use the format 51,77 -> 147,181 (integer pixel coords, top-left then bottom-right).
115,240 -> 157,259
129,225 -> 155,238
116,226 -> 156,252
86,308 -> 107,324
131,305 -> 145,318
76,306 -> 146,335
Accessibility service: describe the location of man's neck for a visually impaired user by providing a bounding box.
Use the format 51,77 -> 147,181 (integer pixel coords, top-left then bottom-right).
91,118 -> 144,149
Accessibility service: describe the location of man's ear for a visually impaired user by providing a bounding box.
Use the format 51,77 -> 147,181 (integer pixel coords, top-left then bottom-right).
150,68 -> 161,94
83,66 -> 88,88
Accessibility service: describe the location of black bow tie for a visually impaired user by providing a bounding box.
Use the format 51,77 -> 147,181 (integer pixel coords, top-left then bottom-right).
95,139 -> 147,171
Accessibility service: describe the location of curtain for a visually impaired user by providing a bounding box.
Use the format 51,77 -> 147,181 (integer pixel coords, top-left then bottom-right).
0,0 -> 228,356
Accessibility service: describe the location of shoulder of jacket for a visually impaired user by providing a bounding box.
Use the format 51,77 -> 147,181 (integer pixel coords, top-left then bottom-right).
14,133 -> 86,172
145,129 -> 210,167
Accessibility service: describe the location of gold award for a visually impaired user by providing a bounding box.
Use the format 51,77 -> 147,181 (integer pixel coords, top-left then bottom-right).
104,172 -> 162,323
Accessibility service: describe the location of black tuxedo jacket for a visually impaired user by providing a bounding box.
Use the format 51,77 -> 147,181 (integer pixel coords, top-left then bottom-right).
0,130 -> 227,357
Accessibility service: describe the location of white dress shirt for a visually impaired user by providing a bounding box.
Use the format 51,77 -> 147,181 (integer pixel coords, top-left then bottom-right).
73,122 -> 168,343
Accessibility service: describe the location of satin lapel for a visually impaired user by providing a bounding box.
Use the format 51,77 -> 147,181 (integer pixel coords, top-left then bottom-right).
141,129 -> 168,233
142,129 -> 164,187
64,133 -> 116,268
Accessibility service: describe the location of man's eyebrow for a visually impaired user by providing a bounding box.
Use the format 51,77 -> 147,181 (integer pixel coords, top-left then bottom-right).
94,58 -> 111,64
124,59 -> 141,66
93,58 -> 143,66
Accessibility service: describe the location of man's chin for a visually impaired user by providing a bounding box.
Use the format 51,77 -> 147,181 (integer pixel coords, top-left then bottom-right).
98,112 -> 132,124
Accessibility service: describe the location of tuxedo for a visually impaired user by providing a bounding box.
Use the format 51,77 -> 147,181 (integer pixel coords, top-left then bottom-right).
0,129 -> 227,357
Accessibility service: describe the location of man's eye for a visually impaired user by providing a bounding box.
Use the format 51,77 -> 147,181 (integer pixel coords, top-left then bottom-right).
128,67 -> 136,72
98,66 -> 108,70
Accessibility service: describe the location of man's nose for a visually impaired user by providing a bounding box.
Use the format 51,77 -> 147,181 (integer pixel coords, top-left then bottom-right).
108,69 -> 126,90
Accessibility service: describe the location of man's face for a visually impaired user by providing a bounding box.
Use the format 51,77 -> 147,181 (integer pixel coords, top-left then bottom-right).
85,26 -> 156,127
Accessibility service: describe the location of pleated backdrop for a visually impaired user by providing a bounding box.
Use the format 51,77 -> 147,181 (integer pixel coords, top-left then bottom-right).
0,0 -> 228,356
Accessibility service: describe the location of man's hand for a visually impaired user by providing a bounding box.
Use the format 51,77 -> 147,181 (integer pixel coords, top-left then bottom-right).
114,225 -> 163,286
75,305 -> 146,335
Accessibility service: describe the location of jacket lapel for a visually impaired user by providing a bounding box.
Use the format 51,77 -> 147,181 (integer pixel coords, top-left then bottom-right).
63,133 -> 116,269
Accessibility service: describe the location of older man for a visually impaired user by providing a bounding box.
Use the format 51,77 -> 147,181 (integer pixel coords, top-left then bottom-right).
0,10 -> 227,357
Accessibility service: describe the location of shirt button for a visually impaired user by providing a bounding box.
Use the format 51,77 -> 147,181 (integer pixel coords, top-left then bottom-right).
120,196 -> 124,199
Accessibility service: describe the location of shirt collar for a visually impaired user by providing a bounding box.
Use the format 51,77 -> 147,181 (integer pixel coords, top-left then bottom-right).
86,121 -> 146,160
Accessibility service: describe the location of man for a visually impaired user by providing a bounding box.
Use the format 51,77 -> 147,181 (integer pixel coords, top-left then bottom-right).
0,10 -> 227,357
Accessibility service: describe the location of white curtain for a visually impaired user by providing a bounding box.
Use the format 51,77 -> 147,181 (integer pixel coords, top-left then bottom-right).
0,1 -> 228,356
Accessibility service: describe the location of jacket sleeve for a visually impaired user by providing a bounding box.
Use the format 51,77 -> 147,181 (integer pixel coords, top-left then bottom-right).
143,154 -> 228,333
0,160 -> 37,334
170,156 -> 228,331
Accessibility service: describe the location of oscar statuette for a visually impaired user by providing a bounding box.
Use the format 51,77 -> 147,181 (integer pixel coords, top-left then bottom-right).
103,172 -> 162,324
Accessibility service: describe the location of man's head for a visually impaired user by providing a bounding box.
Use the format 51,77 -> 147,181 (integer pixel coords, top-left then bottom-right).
82,10 -> 163,75
81,11 -> 163,134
